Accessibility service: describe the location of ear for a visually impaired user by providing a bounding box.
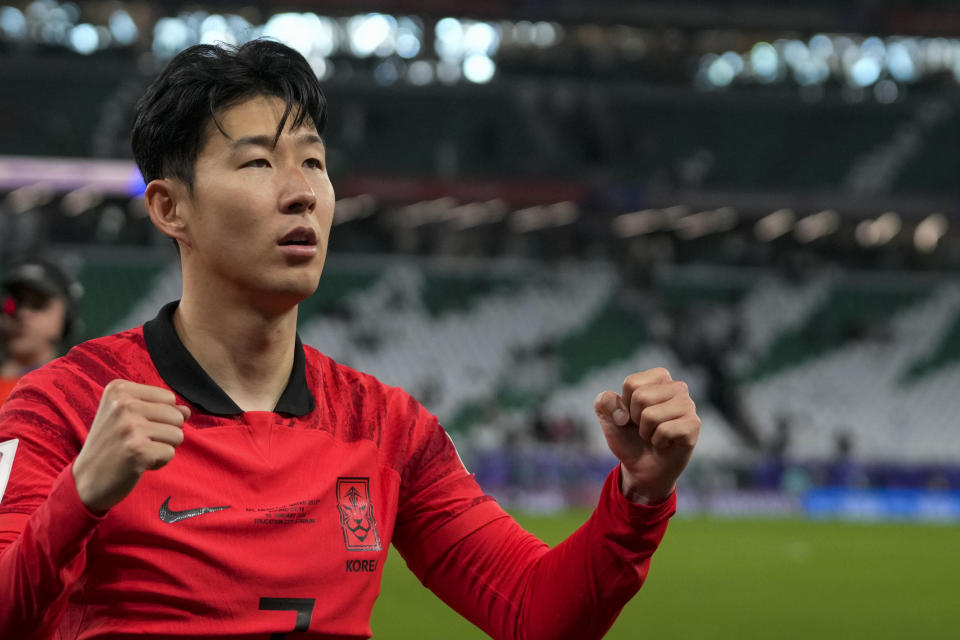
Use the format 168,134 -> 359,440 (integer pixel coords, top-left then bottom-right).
144,179 -> 191,249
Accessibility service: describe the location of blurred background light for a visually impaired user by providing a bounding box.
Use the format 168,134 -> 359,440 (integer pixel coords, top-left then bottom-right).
68,22 -> 97,54
463,54 -> 495,84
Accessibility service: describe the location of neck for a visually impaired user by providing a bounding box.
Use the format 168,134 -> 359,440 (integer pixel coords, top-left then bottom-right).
175,281 -> 299,412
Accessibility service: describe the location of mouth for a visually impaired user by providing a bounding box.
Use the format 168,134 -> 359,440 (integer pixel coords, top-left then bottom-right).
278,226 -> 318,247
278,226 -> 319,259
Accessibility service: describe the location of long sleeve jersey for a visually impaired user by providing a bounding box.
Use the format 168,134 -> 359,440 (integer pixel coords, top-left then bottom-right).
0,301 -> 675,639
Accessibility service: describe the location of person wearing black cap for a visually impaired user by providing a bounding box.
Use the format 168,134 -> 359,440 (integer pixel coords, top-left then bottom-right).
0,259 -> 81,404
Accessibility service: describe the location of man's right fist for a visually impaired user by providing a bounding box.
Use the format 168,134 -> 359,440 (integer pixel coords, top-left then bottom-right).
72,380 -> 190,514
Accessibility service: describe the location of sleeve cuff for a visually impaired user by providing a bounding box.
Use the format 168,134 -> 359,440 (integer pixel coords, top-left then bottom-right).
44,462 -> 107,562
606,466 -> 677,527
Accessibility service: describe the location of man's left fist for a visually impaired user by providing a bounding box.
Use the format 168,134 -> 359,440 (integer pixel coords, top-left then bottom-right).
594,367 -> 701,505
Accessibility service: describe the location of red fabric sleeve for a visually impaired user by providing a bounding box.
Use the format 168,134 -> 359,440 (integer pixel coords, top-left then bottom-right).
399,466 -> 675,640
0,374 -> 105,639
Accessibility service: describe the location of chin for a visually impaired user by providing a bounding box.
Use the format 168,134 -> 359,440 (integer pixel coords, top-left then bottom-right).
271,273 -> 322,301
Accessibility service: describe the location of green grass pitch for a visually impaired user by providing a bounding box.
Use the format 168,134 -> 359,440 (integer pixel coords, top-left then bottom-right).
371,512 -> 959,638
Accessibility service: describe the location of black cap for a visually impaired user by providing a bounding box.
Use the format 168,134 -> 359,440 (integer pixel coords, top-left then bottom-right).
3,259 -> 84,344
3,259 -> 84,303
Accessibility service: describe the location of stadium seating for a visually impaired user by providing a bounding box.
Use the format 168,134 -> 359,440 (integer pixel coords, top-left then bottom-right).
56,251 -> 959,471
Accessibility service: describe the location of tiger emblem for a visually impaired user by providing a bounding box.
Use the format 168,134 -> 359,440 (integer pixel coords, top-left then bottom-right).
336,477 -> 381,551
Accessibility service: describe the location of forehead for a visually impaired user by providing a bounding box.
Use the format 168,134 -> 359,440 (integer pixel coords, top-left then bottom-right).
201,95 -> 320,151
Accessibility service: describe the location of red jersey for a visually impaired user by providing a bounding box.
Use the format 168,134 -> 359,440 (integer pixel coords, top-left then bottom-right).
0,301 -> 676,639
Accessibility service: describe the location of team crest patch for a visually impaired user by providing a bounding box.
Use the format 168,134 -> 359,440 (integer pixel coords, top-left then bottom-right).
336,477 -> 381,551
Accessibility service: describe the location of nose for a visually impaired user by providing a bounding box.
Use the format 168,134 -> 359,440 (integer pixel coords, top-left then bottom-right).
279,168 -> 317,214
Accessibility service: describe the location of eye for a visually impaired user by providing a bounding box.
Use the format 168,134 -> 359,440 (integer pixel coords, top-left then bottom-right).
303,157 -> 324,170
242,158 -> 271,168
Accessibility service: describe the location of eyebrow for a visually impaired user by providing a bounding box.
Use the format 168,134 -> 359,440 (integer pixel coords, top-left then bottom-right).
230,133 -> 325,151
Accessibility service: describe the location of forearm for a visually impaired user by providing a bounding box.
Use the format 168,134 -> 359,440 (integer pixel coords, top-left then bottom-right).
518,486 -> 675,638
413,467 -> 676,640
0,463 -> 103,638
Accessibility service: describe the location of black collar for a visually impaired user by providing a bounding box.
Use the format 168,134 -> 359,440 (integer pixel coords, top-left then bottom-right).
143,301 -> 314,416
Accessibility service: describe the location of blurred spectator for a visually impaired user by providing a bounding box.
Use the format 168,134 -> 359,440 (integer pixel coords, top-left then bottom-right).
0,259 -> 81,404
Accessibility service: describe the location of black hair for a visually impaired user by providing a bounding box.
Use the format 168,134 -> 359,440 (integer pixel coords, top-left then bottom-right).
131,39 -> 328,190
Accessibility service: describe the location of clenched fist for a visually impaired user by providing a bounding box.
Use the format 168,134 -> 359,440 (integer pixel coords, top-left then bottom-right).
72,380 -> 190,514
595,367 -> 700,505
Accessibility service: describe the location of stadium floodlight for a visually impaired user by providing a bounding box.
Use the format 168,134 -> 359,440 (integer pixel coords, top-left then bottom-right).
69,23 -> 98,54
395,197 -> 458,228
435,17 -> 464,59
512,21 -> 533,46
333,194 -> 378,226
914,213 -> 948,254
408,60 -> 434,85
436,59 -> 461,84
794,58 -> 829,86
265,13 -> 318,57
346,13 -> 394,58
532,22 -> 560,48
861,36 -> 886,60
783,40 -> 809,68
510,202 -> 577,233
5,184 -> 54,215
373,60 -> 402,86
750,42 -> 778,82
200,14 -> 236,47
396,31 -> 420,58
795,210 -> 840,243
612,210 -> 664,238
874,212 -> 901,246
755,209 -> 795,242
0,6 -> 26,39
675,207 -> 738,240
307,55 -> 331,81
721,51 -> 744,75
850,56 -> 882,87
61,187 -> 103,217
547,201 -> 579,227
887,41 -> 917,82
798,210 -> 840,243
153,17 -> 190,57
808,34 -> 834,59
307,15 -> 336,58
463,22 -> 498,55
449,200 -> 508,230
855,219 -> 879,247
108,9 -> 138,45
873,79 -> 899,103
706,55 -> 736,87
463,54 -> 495,83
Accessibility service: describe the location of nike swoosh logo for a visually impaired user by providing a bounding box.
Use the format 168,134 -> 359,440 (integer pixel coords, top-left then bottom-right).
159,496 -> 231,524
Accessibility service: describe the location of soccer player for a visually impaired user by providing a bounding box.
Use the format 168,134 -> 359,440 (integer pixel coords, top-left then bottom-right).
0,259 -> 81,405
0,41 -> 701,639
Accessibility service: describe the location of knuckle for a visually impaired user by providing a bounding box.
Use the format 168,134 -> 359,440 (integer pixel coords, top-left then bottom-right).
116,421 -> 135,439
639,406 -> 657,425
112,396 -> 135,415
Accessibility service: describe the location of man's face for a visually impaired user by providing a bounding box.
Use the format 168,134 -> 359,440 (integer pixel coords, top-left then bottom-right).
1,287 -> 67,363
173,94 -> 335,309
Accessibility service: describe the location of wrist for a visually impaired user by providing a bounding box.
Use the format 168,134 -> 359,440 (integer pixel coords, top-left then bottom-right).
72,459 -> 111,516
619,464 -> 675,505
